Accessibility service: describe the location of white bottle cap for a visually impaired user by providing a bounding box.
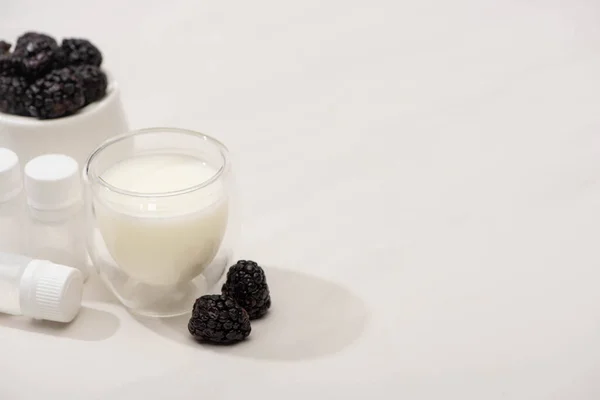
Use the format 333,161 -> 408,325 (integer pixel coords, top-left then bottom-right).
24,154 -> 81,210
0,148 -> 22,202
19,259 -> 83,323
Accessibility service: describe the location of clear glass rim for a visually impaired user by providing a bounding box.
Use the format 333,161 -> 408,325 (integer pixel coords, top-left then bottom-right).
84,127 -> 229,198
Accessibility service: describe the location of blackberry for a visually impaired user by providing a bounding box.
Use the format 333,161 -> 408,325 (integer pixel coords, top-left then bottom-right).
72,65 -> 107,105
188,295 -> 251,344
0,76 -> 28,115
0,41 -> 10,55
61,38 -> 102,67
0,55 -> 22,77
13,32 -> 60,78
222,260 -> 271,319
24,67 -> 85,119
15,32 -> 57,51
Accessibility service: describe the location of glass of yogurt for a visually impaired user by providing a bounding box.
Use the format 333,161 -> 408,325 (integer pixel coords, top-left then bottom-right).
83,127 -> 237,317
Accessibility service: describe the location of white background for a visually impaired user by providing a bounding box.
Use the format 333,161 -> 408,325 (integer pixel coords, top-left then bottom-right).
2,0 -> 600,398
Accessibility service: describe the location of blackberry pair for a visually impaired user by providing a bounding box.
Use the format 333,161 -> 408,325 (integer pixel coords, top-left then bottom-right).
188,260 -> 272,345
0,32 -> 107,119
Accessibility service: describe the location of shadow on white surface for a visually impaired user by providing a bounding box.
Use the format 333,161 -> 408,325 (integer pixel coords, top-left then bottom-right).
82,273 -> 120,304
0,306 -> 120,341
135,266 -> 369,361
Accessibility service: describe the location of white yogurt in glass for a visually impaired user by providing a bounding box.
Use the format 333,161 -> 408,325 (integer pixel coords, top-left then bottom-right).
94,153 -> 228,286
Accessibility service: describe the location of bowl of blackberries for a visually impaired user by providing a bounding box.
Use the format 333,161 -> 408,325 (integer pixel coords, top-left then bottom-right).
0,32 -> 128,166
0,31 -> 108,119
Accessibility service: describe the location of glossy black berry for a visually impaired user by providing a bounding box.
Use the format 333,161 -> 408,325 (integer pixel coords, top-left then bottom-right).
61,38 -> 102,67
24,67 -> 85,119
72,65 -> 107,105
0,76 -> 29,115
13,32 -> 60,78
14,32 -> 57,51
222,260 -> 271,319
188,295 -> 251,344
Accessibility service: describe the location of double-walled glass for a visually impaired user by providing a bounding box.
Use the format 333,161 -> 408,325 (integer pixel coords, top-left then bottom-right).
83,128 -> 236,317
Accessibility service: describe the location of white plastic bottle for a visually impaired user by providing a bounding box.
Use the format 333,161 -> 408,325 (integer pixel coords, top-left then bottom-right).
23,154 -> 88,280
0,252 -> 83,322
0,148 -> 26,253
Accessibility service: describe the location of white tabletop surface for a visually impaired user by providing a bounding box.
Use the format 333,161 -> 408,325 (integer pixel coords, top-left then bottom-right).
2,0 -> 600,398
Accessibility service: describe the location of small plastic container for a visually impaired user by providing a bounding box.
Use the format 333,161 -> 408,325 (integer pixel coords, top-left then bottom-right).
24,154 -> 88,280
0,148 -> 27,253
0,252 -> 83,322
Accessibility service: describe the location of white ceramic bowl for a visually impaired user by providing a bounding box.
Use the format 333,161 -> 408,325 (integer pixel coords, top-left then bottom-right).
0,76 -> 129,168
